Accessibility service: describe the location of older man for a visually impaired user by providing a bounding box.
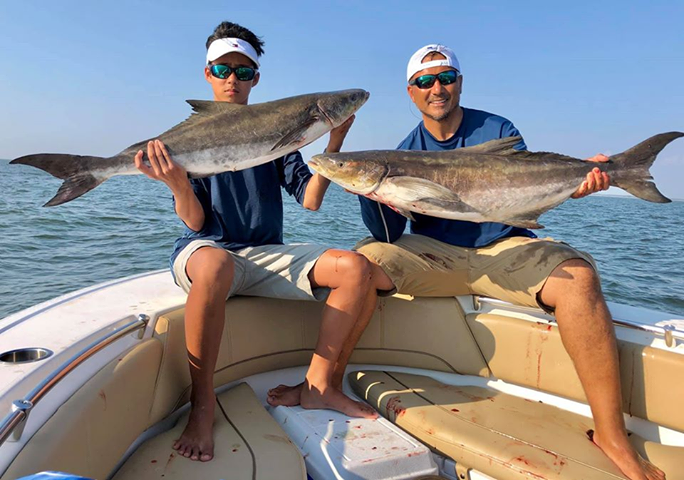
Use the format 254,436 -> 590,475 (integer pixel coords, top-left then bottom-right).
356,44 -> 664,480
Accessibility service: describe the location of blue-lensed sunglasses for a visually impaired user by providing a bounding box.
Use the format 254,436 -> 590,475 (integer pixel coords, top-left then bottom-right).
409,69 -> 460,89
209,64 -> 257,81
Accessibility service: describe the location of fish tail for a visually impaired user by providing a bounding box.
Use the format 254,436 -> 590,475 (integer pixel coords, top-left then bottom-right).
609,131 -> 683,203
10,154 -> 107,206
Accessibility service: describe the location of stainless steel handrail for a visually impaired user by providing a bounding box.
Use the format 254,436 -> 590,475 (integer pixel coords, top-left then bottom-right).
0,314 -> 149,446
473,295 -> 684,342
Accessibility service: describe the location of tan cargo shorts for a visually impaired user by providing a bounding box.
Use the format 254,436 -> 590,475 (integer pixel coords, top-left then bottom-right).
354,234 -> 597,311
173,240 -> 330,301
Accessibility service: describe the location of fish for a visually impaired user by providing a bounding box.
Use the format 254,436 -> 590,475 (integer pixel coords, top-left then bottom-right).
11,89 -> 369,206
308,131 -> 682,229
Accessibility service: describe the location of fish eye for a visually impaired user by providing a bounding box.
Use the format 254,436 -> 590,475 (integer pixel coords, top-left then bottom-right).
338,162 -> 344,167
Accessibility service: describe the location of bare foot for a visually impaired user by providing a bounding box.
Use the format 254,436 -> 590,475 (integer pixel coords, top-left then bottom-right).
590,429 -> 666,480
300,380 -> 378,419
268,378 -> 350,407
173,401 -> 215,462
267,382 -> 304,407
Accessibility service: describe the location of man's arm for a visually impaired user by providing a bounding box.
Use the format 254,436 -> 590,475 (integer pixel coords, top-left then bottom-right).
134,139 -> 205,231
302,116 -> 355,211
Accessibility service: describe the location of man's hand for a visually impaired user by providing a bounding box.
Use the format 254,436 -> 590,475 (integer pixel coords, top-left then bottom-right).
327,115 -> 355,153
571,154 -> 611,199
134,139 -> 190,194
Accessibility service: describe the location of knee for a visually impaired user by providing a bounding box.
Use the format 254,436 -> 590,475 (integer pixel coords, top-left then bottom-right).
336,252 -> 373,288
556,259 -> 601,293
188,249 -> 235,287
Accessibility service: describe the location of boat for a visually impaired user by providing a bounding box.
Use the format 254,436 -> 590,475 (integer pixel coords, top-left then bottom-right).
1,269 -> 683,479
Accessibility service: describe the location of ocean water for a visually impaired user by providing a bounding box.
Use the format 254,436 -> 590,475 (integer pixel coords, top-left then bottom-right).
1,159 -> 682,319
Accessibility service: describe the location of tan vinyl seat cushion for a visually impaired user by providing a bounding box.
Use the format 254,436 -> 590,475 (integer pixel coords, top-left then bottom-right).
113,383 -> 306,480
349,371 -> 683,480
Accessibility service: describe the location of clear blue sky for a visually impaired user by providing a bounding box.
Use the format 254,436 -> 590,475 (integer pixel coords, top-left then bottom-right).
1,1 -> 682,199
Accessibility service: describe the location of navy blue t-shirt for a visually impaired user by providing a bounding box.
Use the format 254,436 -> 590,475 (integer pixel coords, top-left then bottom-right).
169,151 -> 311,274
359,107 -> 536,247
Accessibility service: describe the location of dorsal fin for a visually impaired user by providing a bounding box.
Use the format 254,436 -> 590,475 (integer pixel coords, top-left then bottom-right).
185,99 -> 245,115
154,100 -> 247,139
460,136 -> 524,155
460,137 -> 582,163
461,136 -> 523,154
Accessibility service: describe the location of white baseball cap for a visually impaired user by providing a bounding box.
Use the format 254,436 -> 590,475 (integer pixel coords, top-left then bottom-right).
206,37 -> 260,67
406,44 -> 460,82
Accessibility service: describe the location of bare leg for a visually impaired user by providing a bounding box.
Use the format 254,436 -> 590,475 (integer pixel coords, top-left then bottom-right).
331,263 -> 395,388
268,263 -> 394,406
173,247 -> 234,462
540,259 -> 665,480
268,250 -> 379,417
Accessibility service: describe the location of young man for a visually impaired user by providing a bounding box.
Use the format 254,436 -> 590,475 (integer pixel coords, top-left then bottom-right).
356,44 -> 665,480
135,21 -> 393,463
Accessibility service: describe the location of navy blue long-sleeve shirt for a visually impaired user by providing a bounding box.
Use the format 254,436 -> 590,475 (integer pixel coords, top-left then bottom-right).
359,107 -> 536,247
170,152 -> 311,272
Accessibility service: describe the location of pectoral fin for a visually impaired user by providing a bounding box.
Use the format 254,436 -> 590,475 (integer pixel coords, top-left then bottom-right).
271,117 -> 318,151
385,177 -> 464,203
386,204 -> 416,221
385,177 -> 476,213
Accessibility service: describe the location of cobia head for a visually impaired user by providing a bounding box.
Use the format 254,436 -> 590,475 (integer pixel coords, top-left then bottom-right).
308,153 -> 387,195
316,89 -> 370,127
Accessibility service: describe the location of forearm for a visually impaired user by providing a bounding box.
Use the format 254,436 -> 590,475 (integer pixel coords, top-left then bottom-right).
302,115 -> 354,210
171,182 -> 205,231
302,138 -> 344,210
302,173 -> 331,211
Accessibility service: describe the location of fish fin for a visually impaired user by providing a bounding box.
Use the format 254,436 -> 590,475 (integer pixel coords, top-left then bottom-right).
459,136 -> 524,155
271,116 -> 318,151
186,99 -> 243,115
142,101 -> 246,146
609,131 -> 682,203
458,136 -> 580,163
386,204 -> 416,221
385,176 -> 466,204
414,196 -> 478,214
504,218 -> 544,229
615,179 -> 670,203
11,154 -> 108,206
44,174 -> 105,207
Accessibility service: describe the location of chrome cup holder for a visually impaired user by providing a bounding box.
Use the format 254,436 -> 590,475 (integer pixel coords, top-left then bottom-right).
0,348 -> 53,364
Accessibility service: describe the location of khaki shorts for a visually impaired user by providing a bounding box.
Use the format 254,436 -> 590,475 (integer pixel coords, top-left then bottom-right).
173,240 -> 330,301
354,234 -> 597,311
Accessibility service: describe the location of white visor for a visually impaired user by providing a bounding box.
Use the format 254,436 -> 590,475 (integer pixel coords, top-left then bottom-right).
206,37 -> 260,67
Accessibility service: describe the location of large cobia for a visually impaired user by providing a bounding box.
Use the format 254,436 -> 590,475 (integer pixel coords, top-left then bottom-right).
12,89 -> 369,206
309,132 -> 682,229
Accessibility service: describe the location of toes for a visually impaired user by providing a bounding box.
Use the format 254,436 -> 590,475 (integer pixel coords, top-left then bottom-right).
200,451 -> 214,462
356,402 -> 379,419
176,443 -> 187,456
268,384 -> 288,396
268,396 -> 285,407
190,446 -> 200,461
